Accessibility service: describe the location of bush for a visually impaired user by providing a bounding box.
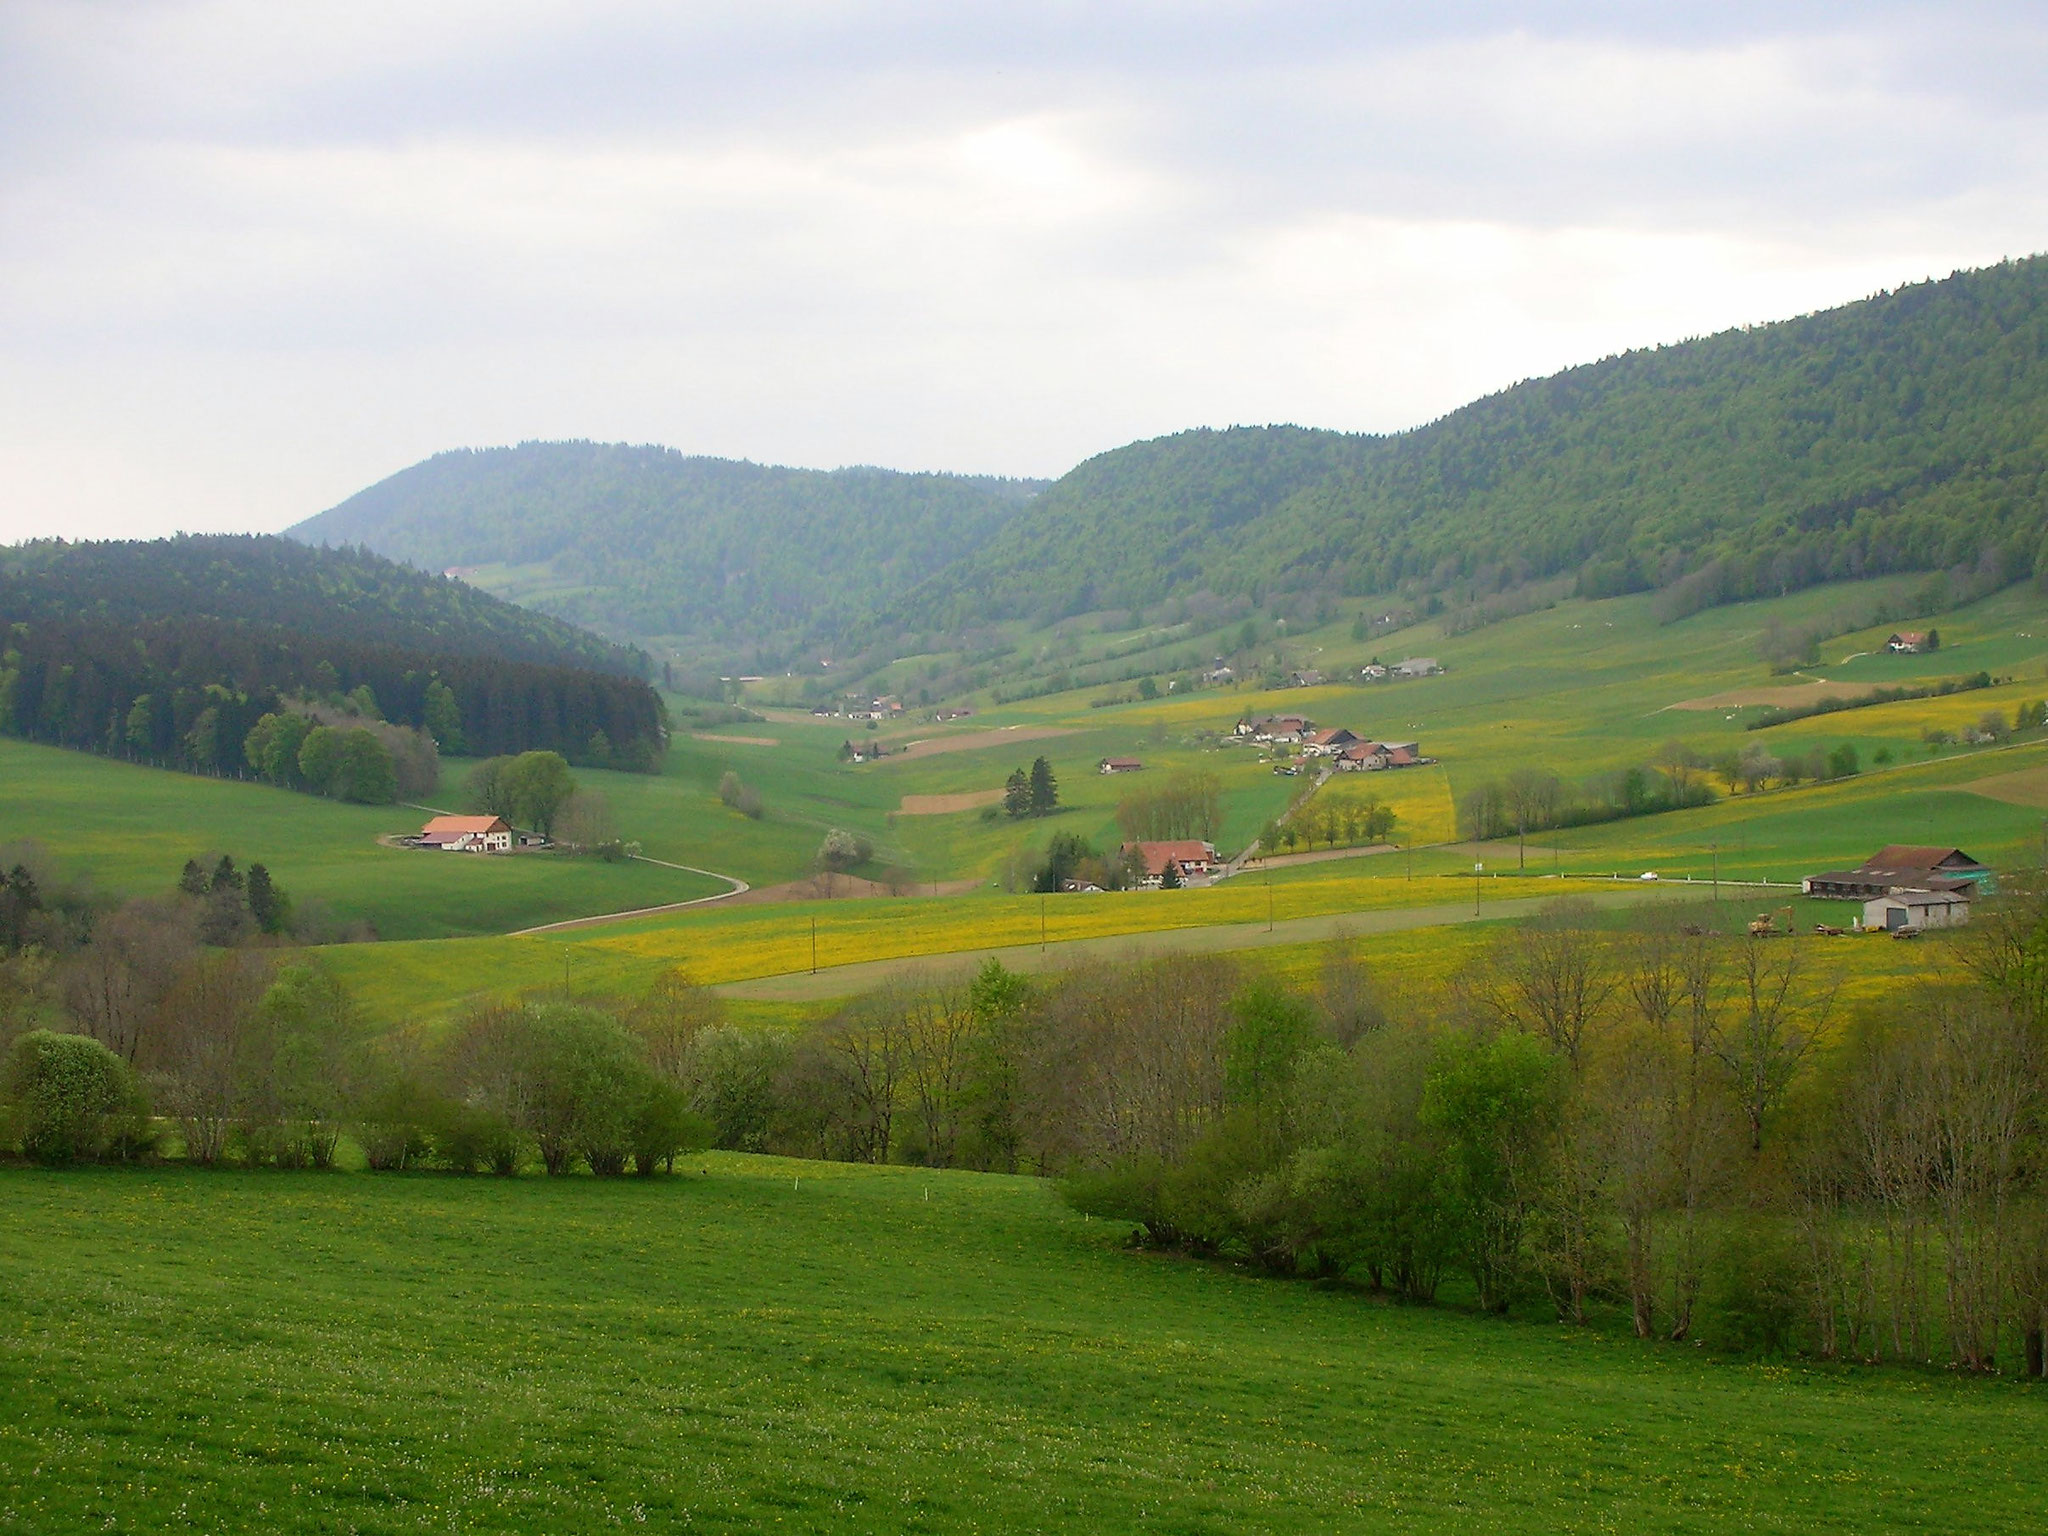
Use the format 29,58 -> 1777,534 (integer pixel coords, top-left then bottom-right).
717,771 -> 764,819
1706,1226 -> 1807,1356
817,829 -> 872,872
4,1030 -> 151,1165
631,1081 -> 715,1175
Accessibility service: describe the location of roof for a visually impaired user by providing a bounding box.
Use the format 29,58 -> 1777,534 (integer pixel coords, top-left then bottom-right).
1864,846 -> 1982,872
1890,631 -> 1927,644
1121,839 -> 1217,875
1101,757 -> 1144,769
1310,728 -> 1357,746
1868,889 -> 1969,908
420,815 -> 511,836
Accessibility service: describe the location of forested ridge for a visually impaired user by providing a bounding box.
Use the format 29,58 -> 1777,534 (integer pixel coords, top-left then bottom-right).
894,256 -> 2048,630
289,443 -> 1045,647
0,536 -> 667,778
0,534 -> 646,676
282,256 -> 2048,659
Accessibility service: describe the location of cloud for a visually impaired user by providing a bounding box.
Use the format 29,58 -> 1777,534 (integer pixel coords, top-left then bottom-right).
0,1 -> 2043,540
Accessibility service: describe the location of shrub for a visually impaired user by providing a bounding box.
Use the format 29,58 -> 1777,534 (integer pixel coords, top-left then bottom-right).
1706,1226 -> 1806,1356
817,829 -> 872,872
4,1030 -> 151,1165
630,1081 -> 715,1175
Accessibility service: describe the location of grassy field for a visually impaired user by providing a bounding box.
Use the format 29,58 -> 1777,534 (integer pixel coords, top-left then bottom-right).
0,740 -> 723,941
3,1162 -> 2040,1536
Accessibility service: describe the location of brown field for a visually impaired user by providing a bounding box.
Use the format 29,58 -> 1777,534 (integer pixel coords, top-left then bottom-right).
878,725 -> 1075,761
1961,763 -> 2048,808
1668,678 -> 1849,711
897,788 -> 1004,815
691,732 -> 781,746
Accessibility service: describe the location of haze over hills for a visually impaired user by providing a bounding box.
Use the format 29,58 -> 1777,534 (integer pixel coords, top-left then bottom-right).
290,256 -> 2048,668
289,445 -> 1045,654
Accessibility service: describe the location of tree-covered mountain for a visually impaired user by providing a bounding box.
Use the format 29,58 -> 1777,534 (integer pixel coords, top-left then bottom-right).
0,534 -> 647,677
891,256 -> 2048,633
0,536 -> 667,776
288,444 -> 1045,650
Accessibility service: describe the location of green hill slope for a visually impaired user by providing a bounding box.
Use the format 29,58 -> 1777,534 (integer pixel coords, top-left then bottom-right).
288,443 -> 1045,651
898,256 -> 2048,631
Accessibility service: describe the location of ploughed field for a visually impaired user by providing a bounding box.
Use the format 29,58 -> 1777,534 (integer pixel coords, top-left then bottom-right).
3,1161 -> 2041,1535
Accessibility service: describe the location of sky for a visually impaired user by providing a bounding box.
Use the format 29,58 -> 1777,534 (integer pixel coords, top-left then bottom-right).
3,1 -> 2046,543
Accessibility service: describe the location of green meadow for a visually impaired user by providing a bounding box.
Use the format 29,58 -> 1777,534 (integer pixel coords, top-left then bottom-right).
0,739 -> 723,941
3,1161 -> 2040,1536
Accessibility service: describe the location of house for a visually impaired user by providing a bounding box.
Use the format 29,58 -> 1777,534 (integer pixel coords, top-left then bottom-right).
417,814 -> 514,853
1290,669 -> 1325,689
1803,846 -> 1993,901
1207,664 -> 1236,684
1360,664 -> 1388,681
1306,727 -> 1361,755
1395,657 -> 1442,678
1099,757 -> 1144,774
1887,632 -> 1927,654
1237,714 -> 1314,742
1337,741 -> 1390,771
1121,840 -> 1219,888
1863,890 -> 1970,931
1380,741 -> 1423,767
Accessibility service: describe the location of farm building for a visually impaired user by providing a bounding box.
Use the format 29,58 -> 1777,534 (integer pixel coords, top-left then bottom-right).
1863,891 -> 1970,931
417,815 -> 513,853
1306,728 -> 1362,755
1395,658 -> 1442,678
1887,632 -> 1928,654
1803,846 -> 1991,901
1121,839 -> 1219,888
1099,757 -> 1145,774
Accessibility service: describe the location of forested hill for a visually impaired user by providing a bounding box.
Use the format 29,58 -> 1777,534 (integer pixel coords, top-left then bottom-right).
0,534 -> 646,677
0,536 -> 667,776
288,443 -> 1045,649
889,255 -> 2048,631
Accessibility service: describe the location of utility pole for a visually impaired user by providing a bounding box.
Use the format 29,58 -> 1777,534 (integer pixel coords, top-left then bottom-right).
562,950 -> 571,999
810,915 -> 817,975
1040,894 -> 1047,954
1711,842 -> 1719,904
1266,866 -> 1274,932
1474,861 -> 1483,917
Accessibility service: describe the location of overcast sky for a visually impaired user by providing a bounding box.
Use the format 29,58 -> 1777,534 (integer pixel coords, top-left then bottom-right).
3,1 -> 2045,542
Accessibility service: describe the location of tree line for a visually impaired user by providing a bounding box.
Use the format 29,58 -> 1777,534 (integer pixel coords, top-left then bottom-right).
0,616 -> 667,782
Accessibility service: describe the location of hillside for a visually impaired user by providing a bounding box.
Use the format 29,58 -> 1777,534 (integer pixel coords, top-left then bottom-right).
288,443 -> 1044,653
0,534 -> 645,677
0,535 -> 667,774
893,256 -> 2048,633
286,259 -> 2048,671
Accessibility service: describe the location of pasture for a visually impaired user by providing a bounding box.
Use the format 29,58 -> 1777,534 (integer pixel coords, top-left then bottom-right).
0,739 -> 723,941
3,1163 -> 2040,1536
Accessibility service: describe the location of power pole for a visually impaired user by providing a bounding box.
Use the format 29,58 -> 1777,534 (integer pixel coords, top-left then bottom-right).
810,916 -> 817,975
1474,861 -> 1483,917
1040,894 -> 1047,954
1266,866 -> 1274,932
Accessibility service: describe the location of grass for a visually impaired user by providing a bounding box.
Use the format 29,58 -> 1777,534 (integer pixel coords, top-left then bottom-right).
4,1162 -> 2041,1536
0,739 -> 723,941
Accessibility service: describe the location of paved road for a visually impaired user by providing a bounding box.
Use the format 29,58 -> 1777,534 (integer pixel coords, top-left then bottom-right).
715,884 -> 1696,1002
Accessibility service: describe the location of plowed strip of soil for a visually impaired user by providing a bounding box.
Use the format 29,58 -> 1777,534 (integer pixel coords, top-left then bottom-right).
1668,680 -> 1846,711
879,726 -> 1074,760
692,733 -> 779,746
898,789 -> 1003,815
1964,765 -> 2048,808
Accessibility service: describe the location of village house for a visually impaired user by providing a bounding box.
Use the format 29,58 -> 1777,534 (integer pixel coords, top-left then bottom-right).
417,814 -> 514,853
1290,669 -> 1325,689
1121,839 -> 1219,888
1887,632 -> 1928,654
1863,890 -> 1971,932
1237,713 -> 1314,743
1395,657 -> 1443,678
1305,727 -> 1361,755
1803,846 -> 1992,901
1336,741 -> 1389,771
1099,756 -> 1144,774
1360,663 -> 1389,681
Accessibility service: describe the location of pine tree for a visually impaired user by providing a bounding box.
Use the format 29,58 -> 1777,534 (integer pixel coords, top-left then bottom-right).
178,859 -> 209,895
245,863 -> 289,935
1160,858 -> 1183,889
210,855 -> 242,892
1028,756 -> 1058,815
1004,768 -> 1031,818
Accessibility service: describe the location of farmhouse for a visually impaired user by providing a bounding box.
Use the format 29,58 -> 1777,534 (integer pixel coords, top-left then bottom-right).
1306,727 -> 1362,755
417,814 -> 513,853
1121,839 -> 1219,888
1803,846 -> 1992,901
1099,757 -> 1144,774
1360,663 -> 1388,681
1238,713 -> 1314,742
1290,669 -> 1325,688
1863,890 -> 1971,932
1887,632 -> 1928,654
1396,658 -> 1442,678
